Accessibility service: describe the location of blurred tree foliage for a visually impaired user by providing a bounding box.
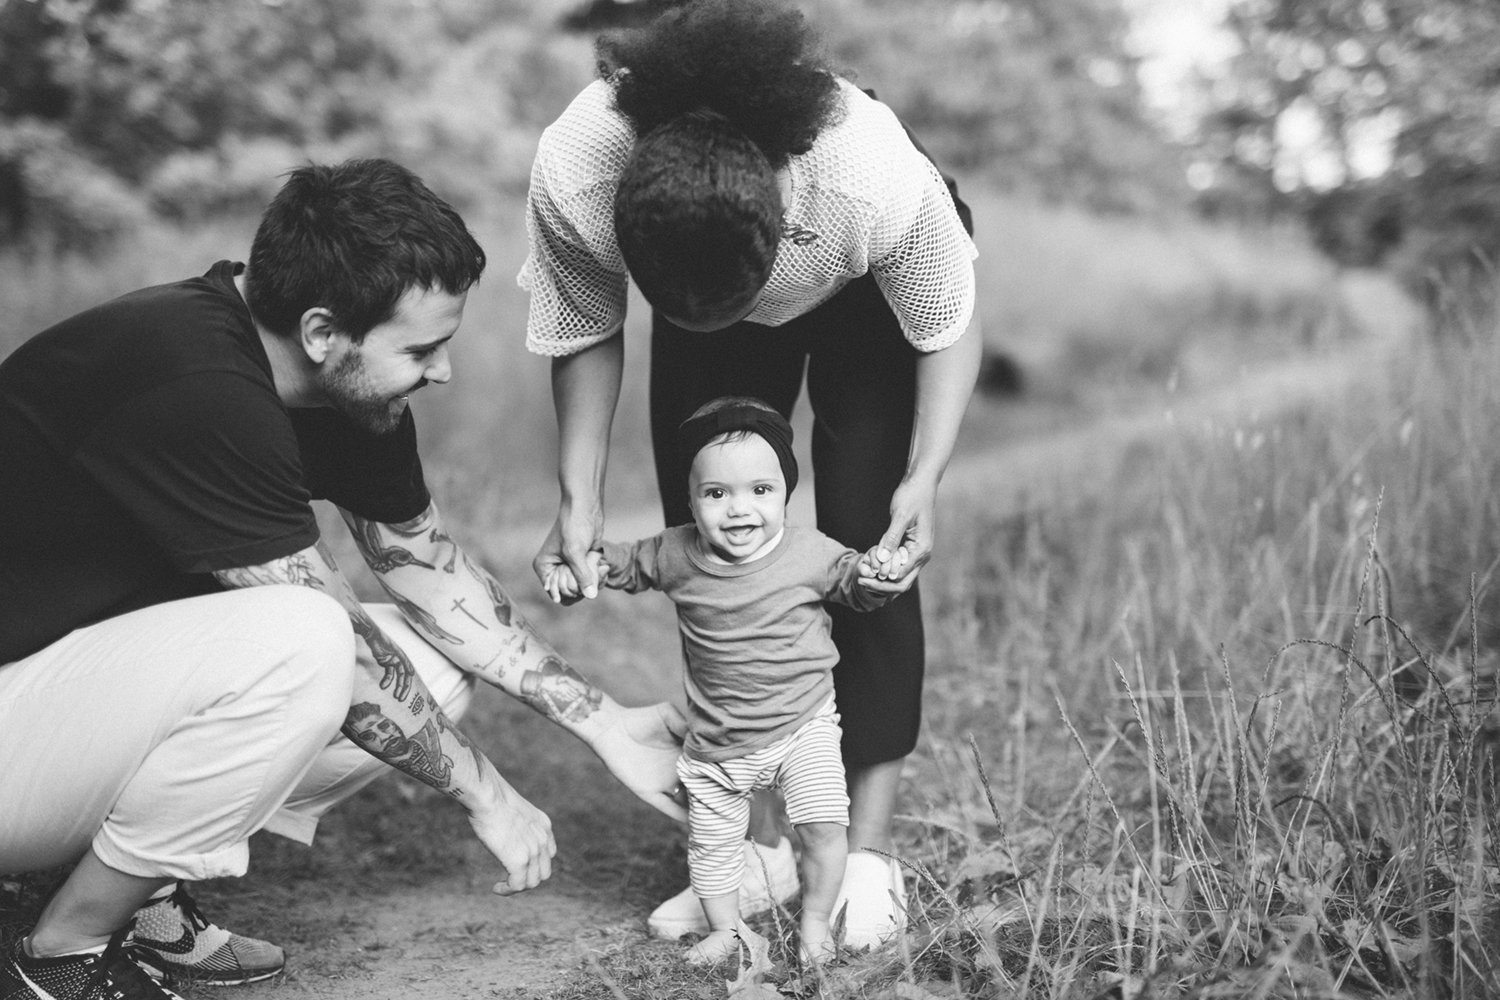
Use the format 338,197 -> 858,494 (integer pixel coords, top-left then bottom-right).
0,0 -> 592,246
812,0 -> 1186,213
0,0 -> 1184,248
1194,0 -> 1500,326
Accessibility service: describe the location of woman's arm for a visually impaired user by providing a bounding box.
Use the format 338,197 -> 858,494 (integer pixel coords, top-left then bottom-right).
534,333 -> 624,601
876,309 -> 983,579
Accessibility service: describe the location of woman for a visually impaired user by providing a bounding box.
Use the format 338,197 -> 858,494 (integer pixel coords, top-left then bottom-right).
521,0 -> 981,948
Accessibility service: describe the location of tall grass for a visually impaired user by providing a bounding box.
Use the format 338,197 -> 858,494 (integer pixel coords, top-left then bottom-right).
896,320 -> 1500,998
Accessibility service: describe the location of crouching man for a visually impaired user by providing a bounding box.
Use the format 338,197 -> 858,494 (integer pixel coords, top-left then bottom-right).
0,158 -> 684,1000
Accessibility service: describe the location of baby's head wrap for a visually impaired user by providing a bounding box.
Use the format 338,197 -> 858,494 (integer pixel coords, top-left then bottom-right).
676,402 -> 798,496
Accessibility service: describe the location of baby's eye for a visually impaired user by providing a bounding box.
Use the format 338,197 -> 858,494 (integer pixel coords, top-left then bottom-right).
753,484 -> 774,496
705,488 -> 726,500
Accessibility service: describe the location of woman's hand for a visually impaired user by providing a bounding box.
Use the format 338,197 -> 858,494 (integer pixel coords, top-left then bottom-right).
533,503 -> 604,604
873,475 -> 938,584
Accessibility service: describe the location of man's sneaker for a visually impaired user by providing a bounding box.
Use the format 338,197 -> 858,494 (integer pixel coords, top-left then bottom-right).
832,851 -> 908,949
647,836 -> 801,939
2,928 -> 185,1000
126,883 -> 284,986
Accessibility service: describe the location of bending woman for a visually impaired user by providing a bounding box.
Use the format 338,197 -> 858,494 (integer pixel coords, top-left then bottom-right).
520,0 -> 981,949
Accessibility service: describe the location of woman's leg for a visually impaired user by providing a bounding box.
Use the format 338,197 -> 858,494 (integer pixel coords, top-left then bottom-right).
798,274 -> 924,946
800,273 -> 925,850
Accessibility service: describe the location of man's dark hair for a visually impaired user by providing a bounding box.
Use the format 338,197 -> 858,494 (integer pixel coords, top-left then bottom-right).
244,158 -> 486,342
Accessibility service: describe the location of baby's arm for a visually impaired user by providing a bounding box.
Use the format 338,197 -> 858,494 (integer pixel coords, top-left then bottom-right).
595,535 -> 668,595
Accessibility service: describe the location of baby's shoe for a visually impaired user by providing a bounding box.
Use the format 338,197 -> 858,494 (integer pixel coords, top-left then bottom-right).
647,837 -> 799,939
832,851 -> 907,949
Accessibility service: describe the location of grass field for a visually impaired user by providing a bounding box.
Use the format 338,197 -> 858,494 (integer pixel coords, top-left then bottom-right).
4,189 -> 1496,997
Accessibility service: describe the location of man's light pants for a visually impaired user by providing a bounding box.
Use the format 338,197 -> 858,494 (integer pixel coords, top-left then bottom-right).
0,587 -> 476,882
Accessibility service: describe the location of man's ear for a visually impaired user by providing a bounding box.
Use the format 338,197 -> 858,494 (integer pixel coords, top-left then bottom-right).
298,307 -> 342,364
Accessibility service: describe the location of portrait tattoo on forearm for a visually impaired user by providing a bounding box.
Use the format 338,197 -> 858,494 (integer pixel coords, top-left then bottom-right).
349,605 -> 415,700
345,701 -> 456,795
351,517 -> 435,574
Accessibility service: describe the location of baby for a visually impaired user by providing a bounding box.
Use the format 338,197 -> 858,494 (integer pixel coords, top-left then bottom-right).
547,396 -> 911,963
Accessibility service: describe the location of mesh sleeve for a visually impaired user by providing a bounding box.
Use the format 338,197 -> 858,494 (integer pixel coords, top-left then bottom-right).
866,139 -> 978,353
519,82 -> 635,357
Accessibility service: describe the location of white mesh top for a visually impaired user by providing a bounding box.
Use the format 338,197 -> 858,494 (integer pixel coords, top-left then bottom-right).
519,77 -> 979,357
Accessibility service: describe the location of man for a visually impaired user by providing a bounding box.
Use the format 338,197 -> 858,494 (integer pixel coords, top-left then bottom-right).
0,158 -> 685,1000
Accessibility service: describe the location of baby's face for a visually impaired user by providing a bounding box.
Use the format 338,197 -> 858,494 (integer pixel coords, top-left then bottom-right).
688,433 -> 787,563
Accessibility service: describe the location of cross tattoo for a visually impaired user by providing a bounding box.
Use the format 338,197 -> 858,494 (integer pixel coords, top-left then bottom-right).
452,597 -> 487,629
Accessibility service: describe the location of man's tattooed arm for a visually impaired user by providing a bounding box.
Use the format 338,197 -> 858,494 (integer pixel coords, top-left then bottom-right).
210,541 -> 501,802
341,501 -> 688,822
342,502 -> 613,733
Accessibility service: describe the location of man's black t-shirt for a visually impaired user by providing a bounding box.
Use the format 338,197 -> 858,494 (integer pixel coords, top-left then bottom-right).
0,260 -> 431,664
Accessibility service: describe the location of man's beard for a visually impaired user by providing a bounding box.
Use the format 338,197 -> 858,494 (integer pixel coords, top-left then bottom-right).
321,351 -> 408,435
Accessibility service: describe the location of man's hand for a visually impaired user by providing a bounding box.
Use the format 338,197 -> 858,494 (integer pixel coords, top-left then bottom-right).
585,701 -> 689,822
534,505 -> 604,604
467,776 -> 558,895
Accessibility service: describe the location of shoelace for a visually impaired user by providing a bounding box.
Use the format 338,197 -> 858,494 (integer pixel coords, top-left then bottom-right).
163,885 -> 210,935
84,926 -> 167,1000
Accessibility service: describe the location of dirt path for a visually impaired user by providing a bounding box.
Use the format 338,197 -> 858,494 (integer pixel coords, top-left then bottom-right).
183,270 -> 1420,999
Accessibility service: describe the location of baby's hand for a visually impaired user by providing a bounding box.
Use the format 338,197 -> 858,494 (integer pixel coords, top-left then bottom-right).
858,544 -> 913,590
544,550 -> 607,604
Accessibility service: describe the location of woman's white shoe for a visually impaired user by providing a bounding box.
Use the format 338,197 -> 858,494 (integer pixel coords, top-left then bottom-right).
832,852 -> 907,948
646,837 -> 801,939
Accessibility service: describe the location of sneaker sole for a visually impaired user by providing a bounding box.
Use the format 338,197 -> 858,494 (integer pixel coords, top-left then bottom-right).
132,954 -> 284,987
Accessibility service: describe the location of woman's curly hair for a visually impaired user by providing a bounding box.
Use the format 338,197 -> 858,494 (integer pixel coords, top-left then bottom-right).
596,0 -> 842,168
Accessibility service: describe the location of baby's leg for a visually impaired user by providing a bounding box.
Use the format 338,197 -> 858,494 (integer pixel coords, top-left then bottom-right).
776,708 -> 851,964
680,758 -> 755,965
792,820 -> 847,962
686,892 -> 747,965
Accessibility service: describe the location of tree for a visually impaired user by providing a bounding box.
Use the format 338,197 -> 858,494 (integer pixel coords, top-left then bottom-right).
1194,0 -> 1500,325
812,0 -> 1187,213
0,0 -> 430,241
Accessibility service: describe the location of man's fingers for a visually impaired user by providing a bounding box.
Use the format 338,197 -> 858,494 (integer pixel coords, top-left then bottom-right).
491,838 -> 556,895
